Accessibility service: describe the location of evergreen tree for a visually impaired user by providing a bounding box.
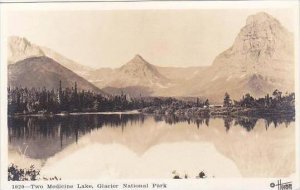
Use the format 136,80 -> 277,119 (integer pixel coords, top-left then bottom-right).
223,92 -> 232,107
272,89 -> 282,100
242,93 -> 255,108
204,99 -> 209,107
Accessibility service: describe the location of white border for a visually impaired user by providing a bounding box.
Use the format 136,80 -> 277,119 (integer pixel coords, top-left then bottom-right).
1,1 -> 299,189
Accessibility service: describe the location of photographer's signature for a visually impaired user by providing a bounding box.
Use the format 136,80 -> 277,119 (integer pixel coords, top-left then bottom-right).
270,179 -> 292,190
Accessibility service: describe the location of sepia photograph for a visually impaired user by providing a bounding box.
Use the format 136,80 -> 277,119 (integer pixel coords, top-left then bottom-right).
0,1 -> 299,190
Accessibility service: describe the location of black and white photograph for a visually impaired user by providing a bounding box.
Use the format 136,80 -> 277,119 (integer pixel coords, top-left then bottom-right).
0,1 -> 299,190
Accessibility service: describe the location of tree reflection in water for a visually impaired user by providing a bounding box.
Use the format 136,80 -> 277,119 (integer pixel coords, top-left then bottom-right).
8,114 -> 145,147
154,114 -> 210,128
8,113 -> 294,149
223,117 -> 233,132
153,114 -> 293,132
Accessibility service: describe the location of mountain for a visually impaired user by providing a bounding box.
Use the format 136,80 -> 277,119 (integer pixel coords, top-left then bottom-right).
87,57 -> 206,91
89,58 -> 207,97
87,55 -> 173,94
8,36 -> 44,64
8,36 -> 92,78
96,66 -> 207,97
108,54 -> 170,88
41,47 -> 93,78
7,37 -> 173,96
162,12 -> 294,101
8,56 -> 106,94
85,68 -> 114,88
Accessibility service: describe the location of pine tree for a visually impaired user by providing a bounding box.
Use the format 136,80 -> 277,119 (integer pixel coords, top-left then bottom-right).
204,99 -> 209,107
223,92 -> 232,107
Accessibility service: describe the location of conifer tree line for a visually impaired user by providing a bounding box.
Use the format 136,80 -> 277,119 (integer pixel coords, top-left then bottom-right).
8,81 -> 141,114
7,80 -> 295,115
222,90 -> 295,110
7,81 -> 207,114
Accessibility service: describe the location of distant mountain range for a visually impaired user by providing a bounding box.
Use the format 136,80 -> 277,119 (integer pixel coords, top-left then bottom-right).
7,12 -> 294,102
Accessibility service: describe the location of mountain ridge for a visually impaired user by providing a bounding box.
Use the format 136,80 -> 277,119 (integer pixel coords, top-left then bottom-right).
8,56 -> 106,95
8,36 -> 92,78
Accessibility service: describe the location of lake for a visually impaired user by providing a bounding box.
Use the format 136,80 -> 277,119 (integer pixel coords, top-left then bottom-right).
8,113 -> 295,179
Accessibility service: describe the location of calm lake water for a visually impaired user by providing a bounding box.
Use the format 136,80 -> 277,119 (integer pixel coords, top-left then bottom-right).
8,113 -> 295,179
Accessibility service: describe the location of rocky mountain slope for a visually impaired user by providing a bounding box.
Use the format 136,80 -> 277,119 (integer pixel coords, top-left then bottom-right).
111,54 -> 170,88
158,12 -> 294,101
8,36 -> 44,64
41,47 -> 93,78
87,55 -> 178,96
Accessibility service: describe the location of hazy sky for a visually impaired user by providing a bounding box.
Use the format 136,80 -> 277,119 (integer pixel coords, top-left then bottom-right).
6,9 -> 295,69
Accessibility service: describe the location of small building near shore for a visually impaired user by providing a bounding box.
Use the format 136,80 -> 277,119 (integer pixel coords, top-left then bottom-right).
209,105 -> 223,108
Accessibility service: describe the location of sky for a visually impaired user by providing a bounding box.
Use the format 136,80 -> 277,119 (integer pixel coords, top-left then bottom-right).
5,8 -> 296,69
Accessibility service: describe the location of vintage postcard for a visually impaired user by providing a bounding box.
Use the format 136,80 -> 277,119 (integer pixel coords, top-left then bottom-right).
0,1 -> 299,190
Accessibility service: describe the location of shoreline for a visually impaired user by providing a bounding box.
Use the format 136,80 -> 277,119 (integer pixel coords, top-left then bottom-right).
8,110 -> 141,117
140,106 -> 295,118
9,107 -> 295,119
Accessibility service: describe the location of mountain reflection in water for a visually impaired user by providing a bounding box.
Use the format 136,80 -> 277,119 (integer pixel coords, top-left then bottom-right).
8,113 -> 295,178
